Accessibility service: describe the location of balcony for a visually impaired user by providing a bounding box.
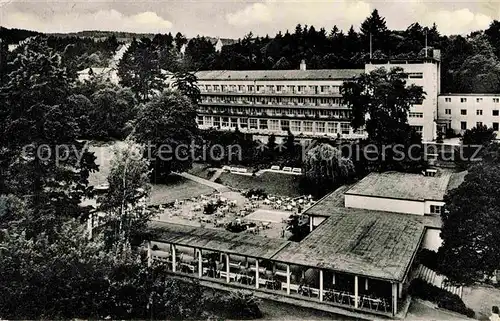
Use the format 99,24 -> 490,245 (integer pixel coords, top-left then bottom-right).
200,89 -> 343,98
200,101 -> 349,110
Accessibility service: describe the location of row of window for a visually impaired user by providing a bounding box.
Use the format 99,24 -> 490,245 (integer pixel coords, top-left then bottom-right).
460,121 -> 499,131
201,96 -> 346,106
197,116 -> 354,134
409,112 -> 424,118
199,84 -> 342,95
444,97 -> 500,103
197,106 -> 352,119
450,109 -> 500,116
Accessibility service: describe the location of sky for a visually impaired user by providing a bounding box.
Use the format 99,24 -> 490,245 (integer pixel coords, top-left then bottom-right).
1,0 -> 500,39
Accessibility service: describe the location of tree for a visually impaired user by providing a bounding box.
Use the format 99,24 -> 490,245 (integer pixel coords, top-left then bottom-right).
89,86 -> 138,140
462,124 -> 496,146
342,66 -> 426,172
303,143 -> 355,197
133,91 -> 198,182
174,32 -> 188,52
438,161 -> 500,284
117,38 -> 166,103
173,71 -> 201,104
98,142 -> 152,250
0,37 -> 97,236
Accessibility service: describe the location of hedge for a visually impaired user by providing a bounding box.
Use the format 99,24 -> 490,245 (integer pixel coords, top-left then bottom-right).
409,279 -> 475,318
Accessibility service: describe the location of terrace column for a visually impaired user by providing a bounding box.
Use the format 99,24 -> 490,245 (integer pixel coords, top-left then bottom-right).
171,244 -> 177,272
309,216 -> 314,232
286,265 -> 291,295
354,275 -> 359,309
225,253 -> 230,283
198,249 -> 203,277
392,282 -> 398,316
332,272 -> 335,285
319,270 -> 324,302
398,282 -> 402,299
255,260 -> 260,289
365,278 -> 369,291
147,241 -> 152,267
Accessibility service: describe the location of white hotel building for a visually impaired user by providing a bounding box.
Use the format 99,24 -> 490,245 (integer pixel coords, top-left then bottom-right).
195,52 -> 442,142
438,94 -> 500,135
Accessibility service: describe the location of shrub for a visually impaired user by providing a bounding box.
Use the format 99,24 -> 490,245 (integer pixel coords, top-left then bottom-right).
204,291 -> 262,319
214,178 -> 222,184
417,249 -> 438,270
408,279 -> 475,318
243,188 -> 267,199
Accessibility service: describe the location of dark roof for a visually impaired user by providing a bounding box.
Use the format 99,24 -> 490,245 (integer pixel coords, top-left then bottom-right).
440,93 -> 500,97
195,69 -> 363,81
149,221 -> 290,259
345,170 -> 454,202
271,208 -> 425,282
303,184 -> 352,217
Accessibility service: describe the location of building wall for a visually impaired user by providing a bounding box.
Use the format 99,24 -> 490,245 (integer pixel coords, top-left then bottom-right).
345,194 -> 425,215
438,94 -> 500,135
422,228 -> 442,252
196,78 -> 367,139
365,61 -> 440,142
424,201 -> 445,215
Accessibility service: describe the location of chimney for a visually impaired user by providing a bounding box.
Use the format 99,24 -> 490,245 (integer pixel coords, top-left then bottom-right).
300,60 -> 306,71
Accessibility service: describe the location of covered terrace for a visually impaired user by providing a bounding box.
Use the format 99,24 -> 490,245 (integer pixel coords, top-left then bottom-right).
147,209 -> 425,318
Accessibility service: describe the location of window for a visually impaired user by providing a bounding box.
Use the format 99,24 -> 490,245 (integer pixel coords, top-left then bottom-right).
477,98 -> 483,103
409,112 -> 424,118
477,121 -> 483,127
256,85 -> 264,93
327,122 -> 338,134
340,123 -> 350,134
290,120 -> 301,132
213,85 -> 220,92
461,121 -> 467,130
461,109 -> 467,115
249,118 -> 258,129
461,98 -> 467,103
287,85 -> 295,93
303,121 -> 313,132
222,117 -> 229,128
477,109 -> 483,115
445,109 -> 451,115
445,97 -> 451,103
213,116 -> 221,127
238,85 -> 245,92
239,118 -> 248,128
316,122 -> 326,133
259,119 -> 268,130
247,85 -> 254,92
276,85 -> 283,92
197,116 -> 204,126
320,85 -> 329,93
430,205 -> 442,215
280,120 -> 290,131
494,98 -> 500,103
408,72 -> 423,79
297,85 -> 306,93
269,119 -> 279,131
230,118 -> 238,128
494,110 -> 499,116
412,125 -> 423,136
494,122 -> 499,131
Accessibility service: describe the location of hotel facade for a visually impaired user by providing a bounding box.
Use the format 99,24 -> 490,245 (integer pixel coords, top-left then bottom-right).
195,52 -> 442,142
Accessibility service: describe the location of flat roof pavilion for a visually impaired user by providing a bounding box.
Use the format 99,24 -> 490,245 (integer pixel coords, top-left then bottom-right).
149,221 -> 291,259
271,209 -> 425,282
344,170 -> 461,202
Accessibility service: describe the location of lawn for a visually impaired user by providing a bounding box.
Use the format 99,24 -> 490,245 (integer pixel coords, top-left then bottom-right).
217,172 -> 303,197
150,175 -> 216,206
187,163 -> 216,180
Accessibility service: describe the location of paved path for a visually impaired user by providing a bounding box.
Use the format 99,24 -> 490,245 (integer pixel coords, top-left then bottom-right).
178,172 -> 230,193
209,168 -> 224,182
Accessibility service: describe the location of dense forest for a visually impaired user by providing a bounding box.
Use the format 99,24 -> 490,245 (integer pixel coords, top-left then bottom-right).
3,10 -> 500,93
